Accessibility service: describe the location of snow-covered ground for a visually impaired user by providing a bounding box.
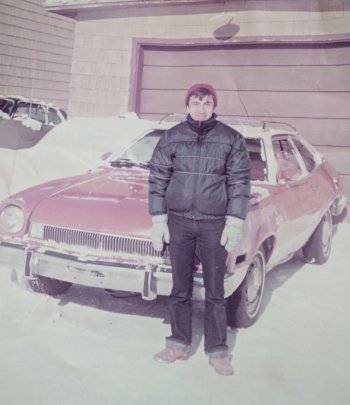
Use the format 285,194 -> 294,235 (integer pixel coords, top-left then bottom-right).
0,114 -> 349,403
0,222 -> 349,405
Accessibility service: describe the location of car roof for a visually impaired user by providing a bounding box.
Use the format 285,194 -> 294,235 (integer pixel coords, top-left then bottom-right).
231,122 -> 297,140
1,95 -> 61,110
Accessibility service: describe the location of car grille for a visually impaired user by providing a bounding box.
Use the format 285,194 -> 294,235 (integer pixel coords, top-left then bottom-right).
41,225 -> 169,259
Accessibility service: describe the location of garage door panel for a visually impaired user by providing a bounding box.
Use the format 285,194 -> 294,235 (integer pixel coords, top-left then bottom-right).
142,65 -> 350,92
233,91 -> 350,119
140,89 -> 350,120
143,45 -> 350,66
139,89 -> 248,116
278,118 -> 350,147
317,146 -> 350,174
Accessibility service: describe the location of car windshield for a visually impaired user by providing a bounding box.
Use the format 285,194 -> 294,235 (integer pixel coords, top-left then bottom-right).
111,130 -> 266,181
111,130 -> 164,168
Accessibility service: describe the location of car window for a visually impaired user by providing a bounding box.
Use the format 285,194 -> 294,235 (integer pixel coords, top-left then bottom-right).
29,104 -> 46,124
273,138 -> 303,182
117,130 -> 164,164
116,132 -> 266,180
13,102 -> 46,123
48,107 -> 62,125
292,138 -> 316,173
0,99 -> 15,115
245,138 -> 266,181
13,102 -> 30,119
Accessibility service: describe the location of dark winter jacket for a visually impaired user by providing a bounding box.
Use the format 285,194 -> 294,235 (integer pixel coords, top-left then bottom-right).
148,114 -> 251,220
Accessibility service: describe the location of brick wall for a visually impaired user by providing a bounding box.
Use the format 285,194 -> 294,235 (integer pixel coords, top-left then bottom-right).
0,0 -> 75,113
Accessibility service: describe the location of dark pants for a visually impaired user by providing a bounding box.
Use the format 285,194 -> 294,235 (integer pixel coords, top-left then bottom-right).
166,214 -> 228,355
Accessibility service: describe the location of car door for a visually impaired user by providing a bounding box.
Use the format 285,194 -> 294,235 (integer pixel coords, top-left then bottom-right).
269,136 -> 314,265
290,137 -> 332,229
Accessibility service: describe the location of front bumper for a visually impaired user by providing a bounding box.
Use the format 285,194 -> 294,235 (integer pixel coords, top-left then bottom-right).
0,243 -> 248,300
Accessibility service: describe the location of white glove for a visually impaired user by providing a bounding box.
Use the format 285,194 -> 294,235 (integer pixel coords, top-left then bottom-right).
151,214 -> 170,252
220,216 -> 244,252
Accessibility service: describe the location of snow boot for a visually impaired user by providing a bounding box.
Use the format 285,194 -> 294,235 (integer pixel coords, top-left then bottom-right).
154,347 -> 190,363
209,356 -> 234,376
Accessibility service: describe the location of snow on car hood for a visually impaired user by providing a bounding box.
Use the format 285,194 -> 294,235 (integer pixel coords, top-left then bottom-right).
29,167 -> 152,238
0,115 -> 158,202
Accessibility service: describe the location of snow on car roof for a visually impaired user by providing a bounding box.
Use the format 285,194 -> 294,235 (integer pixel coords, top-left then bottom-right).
3,95 -> 61,109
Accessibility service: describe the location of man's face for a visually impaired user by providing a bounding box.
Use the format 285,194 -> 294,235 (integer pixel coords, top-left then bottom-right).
187,94 -> 215,122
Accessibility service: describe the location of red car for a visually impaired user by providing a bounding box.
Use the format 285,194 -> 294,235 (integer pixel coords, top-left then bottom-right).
0,119 -> 346,328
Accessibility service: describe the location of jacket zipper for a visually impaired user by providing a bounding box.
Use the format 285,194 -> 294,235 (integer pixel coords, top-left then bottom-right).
192,130 -> 203,219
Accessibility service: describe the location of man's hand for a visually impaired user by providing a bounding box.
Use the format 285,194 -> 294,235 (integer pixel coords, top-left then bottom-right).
220,216 -> 244,252
151,214 -> 170,252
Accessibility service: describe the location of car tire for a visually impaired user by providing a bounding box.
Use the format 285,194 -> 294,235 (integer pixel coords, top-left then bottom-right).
302,210 -> 332,265
28,276 -> 72,296
226,247 -> 266,328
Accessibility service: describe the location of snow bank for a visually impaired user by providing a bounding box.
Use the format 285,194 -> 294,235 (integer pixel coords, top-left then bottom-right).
0,115 -> 157,201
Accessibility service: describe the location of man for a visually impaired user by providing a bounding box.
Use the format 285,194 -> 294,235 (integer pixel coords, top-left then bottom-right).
148,83 -> 251,376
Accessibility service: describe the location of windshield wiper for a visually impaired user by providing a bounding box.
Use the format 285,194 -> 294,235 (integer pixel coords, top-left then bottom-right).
111,158 -> 149,169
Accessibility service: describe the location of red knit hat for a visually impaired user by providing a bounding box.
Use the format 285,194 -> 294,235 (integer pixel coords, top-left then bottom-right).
185,83 -> 218,108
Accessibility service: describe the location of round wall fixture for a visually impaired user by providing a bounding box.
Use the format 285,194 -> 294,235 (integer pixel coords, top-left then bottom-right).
213,22 -> 240,41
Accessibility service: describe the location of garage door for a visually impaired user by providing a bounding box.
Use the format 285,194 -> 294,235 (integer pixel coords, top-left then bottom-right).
132,39 -> 350,205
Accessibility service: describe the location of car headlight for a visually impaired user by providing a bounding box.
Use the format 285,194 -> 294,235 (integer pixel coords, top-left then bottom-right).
0,205 -> 25,233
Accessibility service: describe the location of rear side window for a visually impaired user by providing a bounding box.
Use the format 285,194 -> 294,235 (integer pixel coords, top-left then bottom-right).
292,139 -> 316,173
273,138 -> 303,182
48,107 -> 62,125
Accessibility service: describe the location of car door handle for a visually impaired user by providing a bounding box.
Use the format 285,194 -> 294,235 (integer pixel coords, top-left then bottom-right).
290,182 -> 301,188
290,182 -> 306,188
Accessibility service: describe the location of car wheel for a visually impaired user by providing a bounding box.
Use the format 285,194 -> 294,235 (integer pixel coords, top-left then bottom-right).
28,276 -> 72,295
226,247 -> 266,328
302,210 -> 332,264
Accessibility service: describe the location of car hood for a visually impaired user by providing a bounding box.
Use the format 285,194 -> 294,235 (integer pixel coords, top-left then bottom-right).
9,167 -> 272,241
29,167 -> 152,238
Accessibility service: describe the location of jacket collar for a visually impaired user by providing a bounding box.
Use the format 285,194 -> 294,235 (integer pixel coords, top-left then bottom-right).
186,113 -> 217,135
